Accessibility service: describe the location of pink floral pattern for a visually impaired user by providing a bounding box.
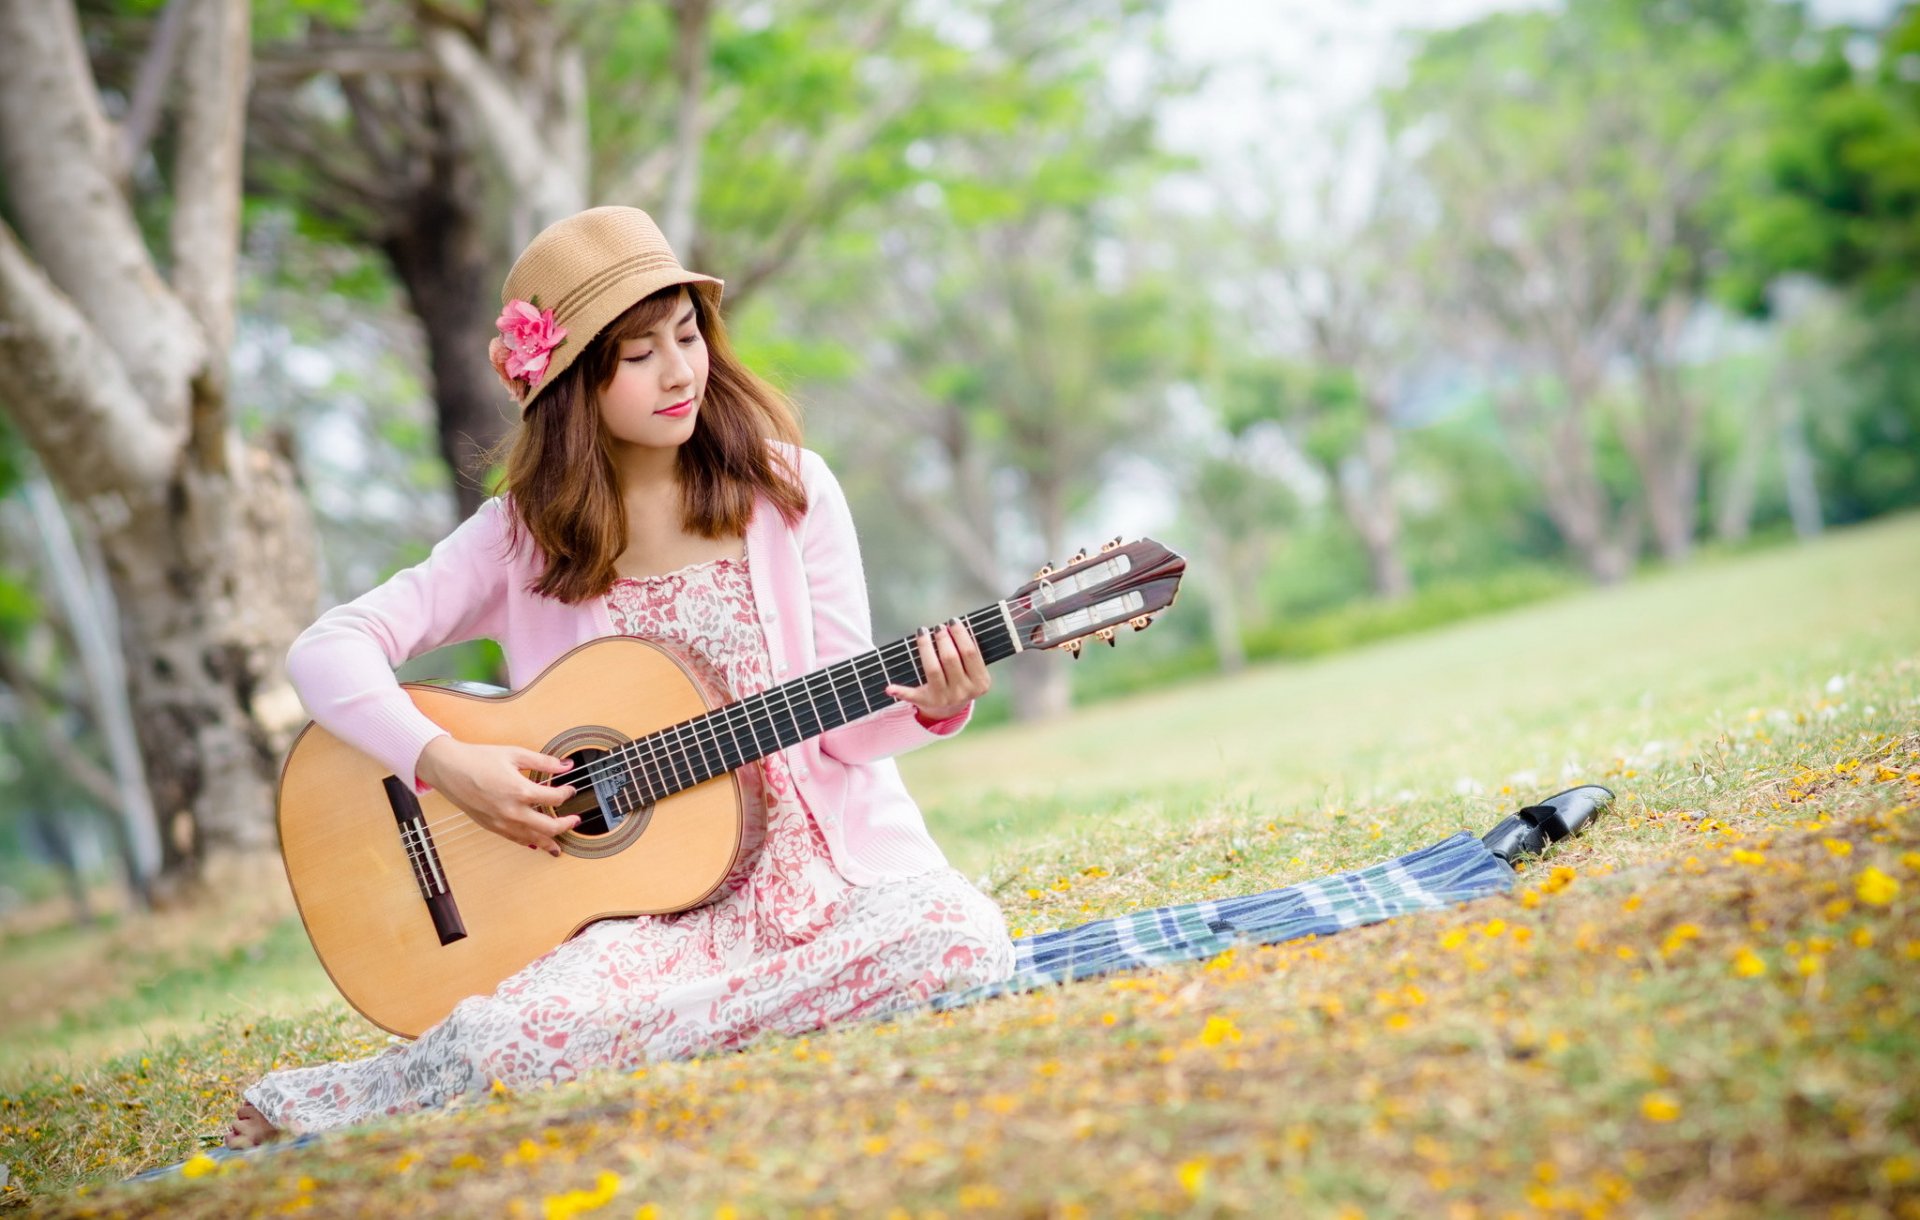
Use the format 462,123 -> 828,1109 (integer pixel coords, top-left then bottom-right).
246,555 -> 1012,1135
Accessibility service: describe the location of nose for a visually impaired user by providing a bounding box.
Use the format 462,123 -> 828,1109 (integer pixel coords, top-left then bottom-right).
660,343 -> 694,393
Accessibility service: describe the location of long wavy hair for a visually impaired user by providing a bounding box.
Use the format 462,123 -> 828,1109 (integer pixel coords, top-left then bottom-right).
492,284 -> 807,604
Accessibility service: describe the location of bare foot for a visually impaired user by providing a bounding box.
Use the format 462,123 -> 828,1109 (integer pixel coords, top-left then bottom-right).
225,1099 -> 281,1150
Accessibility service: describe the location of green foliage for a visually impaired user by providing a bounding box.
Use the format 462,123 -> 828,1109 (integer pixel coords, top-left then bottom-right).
1723,7 -> 1920,308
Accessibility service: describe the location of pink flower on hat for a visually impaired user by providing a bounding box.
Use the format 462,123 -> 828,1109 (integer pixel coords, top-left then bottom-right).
495,299 -> 568,389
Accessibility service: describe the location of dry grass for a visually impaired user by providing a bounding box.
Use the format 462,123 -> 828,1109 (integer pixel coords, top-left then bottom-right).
4,514 -> 1919,1217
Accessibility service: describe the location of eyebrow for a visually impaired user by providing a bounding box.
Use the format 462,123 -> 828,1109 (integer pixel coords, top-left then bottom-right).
674,306 -> 695,328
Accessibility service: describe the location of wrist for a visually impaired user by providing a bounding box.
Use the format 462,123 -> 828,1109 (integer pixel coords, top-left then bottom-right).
415,733 -> 457,787
913,703 -> 967,729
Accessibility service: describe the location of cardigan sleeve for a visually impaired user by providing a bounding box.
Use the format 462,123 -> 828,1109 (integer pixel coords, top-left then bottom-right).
284,498 -> 514,791
796,450 -> 973,766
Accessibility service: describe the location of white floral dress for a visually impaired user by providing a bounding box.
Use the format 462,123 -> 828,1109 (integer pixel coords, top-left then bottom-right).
247,556 -> 1014,1135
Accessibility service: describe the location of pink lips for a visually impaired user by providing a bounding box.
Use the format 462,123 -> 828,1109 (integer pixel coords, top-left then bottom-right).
655,398 -> 694,418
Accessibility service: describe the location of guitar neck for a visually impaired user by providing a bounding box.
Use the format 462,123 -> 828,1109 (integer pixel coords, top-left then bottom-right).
598,603 -> 1020,806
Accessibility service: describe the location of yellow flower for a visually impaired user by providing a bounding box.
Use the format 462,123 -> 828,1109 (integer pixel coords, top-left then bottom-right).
1199,1015 -> 1243,1047
541,1171 -> 620,1220
1857,867 -> 1902,906
1440,928 -> 1468,951
1823,838 -> 1853,857
180,1153 -> 219,1180
1177,1157 -> 1209,1195
957,1183 -> 1002,1209
1660,924 -> 1701,957
1731,849 -> 1766,867
1640,1092 -> 1681,1123
1731,947 -> 1767,978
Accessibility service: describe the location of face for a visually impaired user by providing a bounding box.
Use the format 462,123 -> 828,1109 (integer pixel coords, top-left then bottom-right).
597,290 -> 709,451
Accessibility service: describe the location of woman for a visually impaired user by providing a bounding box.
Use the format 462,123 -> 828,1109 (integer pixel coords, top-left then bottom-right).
228,206 -> 1014,1146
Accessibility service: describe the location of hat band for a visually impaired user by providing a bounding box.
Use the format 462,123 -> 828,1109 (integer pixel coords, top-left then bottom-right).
553,251 -> 691,321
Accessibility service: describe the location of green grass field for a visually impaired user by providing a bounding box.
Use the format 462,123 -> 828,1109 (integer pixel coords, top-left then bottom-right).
4,513 -> 1918,1217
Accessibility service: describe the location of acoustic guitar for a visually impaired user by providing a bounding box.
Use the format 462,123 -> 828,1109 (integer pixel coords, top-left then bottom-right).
277,538 -> 1185,1037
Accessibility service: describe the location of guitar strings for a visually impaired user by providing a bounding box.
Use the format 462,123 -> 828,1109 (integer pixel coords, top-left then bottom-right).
410,605 -> 988,842
405,602 -> 1023,855
408,603 -> 1003,850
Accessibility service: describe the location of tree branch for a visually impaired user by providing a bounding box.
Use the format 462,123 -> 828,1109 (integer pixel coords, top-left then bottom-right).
0,222 -> 187,497
169,0 -> 251,388
0,0 -> 204,424
115,0 -> 191,186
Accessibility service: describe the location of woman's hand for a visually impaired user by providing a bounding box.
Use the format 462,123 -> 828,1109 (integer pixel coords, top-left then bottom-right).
884,619 -> 990,726
416,736 -> 579,855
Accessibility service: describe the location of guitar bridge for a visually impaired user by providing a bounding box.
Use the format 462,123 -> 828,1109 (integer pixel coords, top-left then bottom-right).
383,776 -> 467,946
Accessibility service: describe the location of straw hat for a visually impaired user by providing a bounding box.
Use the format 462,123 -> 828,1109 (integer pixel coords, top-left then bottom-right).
495,206 -> 724,416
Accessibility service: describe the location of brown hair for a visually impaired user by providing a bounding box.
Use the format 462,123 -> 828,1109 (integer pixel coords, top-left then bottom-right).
492,285 -> 807,603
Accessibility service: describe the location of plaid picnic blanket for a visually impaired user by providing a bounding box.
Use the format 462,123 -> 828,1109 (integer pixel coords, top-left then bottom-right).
130,832 -> 1511,1181
931,830 -> 1515,1009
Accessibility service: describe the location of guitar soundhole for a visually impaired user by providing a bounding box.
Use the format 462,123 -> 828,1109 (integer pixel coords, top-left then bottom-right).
544,727 -> 656,860
562,746 -> 623,837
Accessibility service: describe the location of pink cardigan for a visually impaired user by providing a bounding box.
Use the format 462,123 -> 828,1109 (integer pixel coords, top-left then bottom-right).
284,445 -> 967,886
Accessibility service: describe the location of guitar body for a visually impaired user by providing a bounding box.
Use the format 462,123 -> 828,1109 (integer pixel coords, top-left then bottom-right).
277,636 -> 759,1039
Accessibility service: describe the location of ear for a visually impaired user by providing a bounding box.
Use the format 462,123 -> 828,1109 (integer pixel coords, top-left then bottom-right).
488,337 -> 523,400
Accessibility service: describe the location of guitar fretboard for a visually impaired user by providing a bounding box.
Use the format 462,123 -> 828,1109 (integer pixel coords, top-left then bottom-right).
597,603 -> 1020,813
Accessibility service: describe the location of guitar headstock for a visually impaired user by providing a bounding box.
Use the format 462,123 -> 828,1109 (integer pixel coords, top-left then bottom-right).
1005,537 -> 1186,658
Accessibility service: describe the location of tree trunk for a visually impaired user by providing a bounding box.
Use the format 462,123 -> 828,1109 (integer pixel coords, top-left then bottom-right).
1779,395 -> 1823,538
1335,409 -> 1411,600
384,153 -> 517,519
0,0 -> 320,887
92,444 -> 318,877
1494,381 -> 1637,583
1714,399 -> 1766,543
24,475 -> 161,905
1197,523 -> 1247,675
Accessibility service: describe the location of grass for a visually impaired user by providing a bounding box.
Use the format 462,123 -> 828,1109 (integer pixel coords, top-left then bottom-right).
4,511 -> 1919,1217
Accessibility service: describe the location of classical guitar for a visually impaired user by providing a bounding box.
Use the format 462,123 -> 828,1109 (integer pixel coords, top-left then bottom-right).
277,538 -> 1185,1037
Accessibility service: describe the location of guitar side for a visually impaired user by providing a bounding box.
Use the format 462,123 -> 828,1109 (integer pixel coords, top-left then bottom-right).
276,636 -> 751,1038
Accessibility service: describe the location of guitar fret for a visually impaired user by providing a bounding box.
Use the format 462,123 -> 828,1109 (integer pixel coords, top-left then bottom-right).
609,603 -> 1023,802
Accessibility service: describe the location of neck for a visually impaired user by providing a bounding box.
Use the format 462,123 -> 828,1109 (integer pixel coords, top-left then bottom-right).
609,441 -> 681,498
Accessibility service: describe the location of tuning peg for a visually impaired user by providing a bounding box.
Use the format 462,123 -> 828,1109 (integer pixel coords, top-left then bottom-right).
1129,615 -> 1152,632
1095,626 -> 1117,647
1070,547 -> 1090,564
1033,562 -> 1055,580
1100,536 -> 1123,553
1064,639 -> 1083,660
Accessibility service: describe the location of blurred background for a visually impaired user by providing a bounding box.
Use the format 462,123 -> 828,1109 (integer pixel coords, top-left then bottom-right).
0,0 -> 1915,920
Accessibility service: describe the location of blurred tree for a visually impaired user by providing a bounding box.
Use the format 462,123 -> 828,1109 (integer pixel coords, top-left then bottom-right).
740,0 -> 1183,718
1717,5 -> 1920,527
0,0 -> 319,887
1223,116 -> 1420,599
1393,0 -> 1802,578
1721,6 -> 1920,309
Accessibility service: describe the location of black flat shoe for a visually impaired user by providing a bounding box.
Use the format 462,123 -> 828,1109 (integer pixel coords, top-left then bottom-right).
1480,784 -> 1615,864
